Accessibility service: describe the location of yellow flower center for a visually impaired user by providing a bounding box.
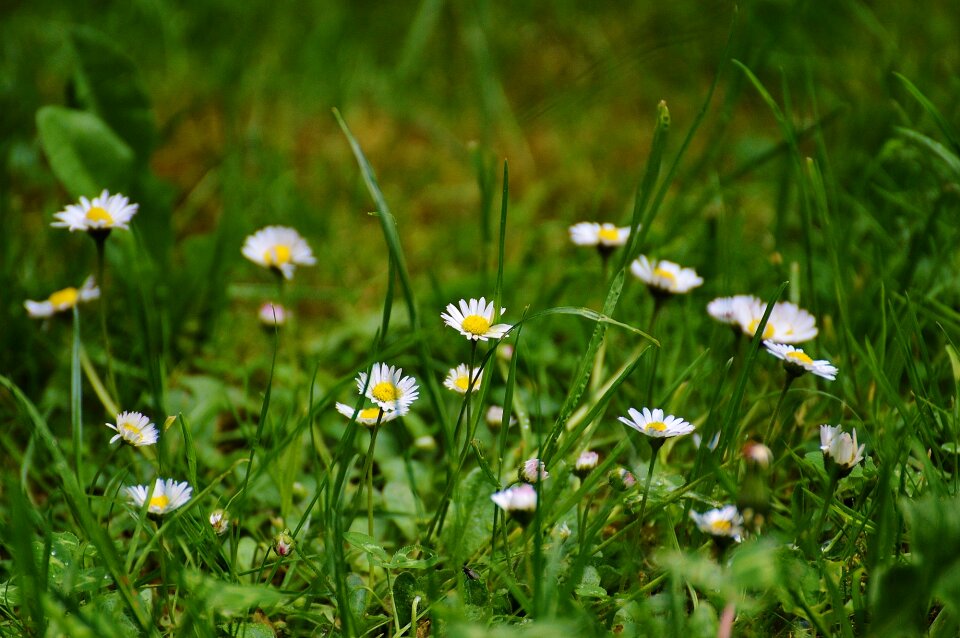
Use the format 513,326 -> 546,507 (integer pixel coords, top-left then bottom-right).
358,407 -> 381,420
747,319 -> 775,339
645,421 -> 667,432
120,422 -> 144,443
597,227 -> 620,243
264,244 -> 292,266
455,375 -> 470,391
653,267 -> 676,283
48,287 -> 79,309
149,494 -> 170,511
372,381 -> 400,403
461,315 -> 491,336
786,351 -> 814,366
710,519 -> 733,533
84,206 -> 114,225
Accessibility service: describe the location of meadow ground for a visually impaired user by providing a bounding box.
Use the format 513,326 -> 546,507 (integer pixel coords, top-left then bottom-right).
1,1 -> 959,636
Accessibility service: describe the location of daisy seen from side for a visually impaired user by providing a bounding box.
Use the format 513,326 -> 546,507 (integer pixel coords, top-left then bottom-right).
690,505 -> 745,542
764,341 -> 838,380
444,363 -> 482,394
335,402 -> 406,426
619,407 -> 695,441
125,478 -> 192,515
441,297 -> 511,342
51,190 -> 139,235
241,226 -> 316,280
24,277 -> 100,318
630,256 -> 703,296
106,411 -> 158,447
734,300 -> 818,343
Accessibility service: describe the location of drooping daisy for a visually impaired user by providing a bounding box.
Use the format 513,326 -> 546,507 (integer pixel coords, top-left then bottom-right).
444,363 -> 482,394
106,411 -> 158,447
124,478 -> 193,515
569,222 -> 631,256
619,407 -> 695,440
630,256 -> 703,295
764,341 -> 837,380
441,297 -> 511,342
356,362 -> 419,412
820,425 -> 865,474
518,458 -> 549,484
24,277 -> 100,318
690,505 -> 744,542
335,402 -> 406,426
734,300 -> 818,343
258,302 -> 288,327
51,190 -> 139,234
707,295 -> 761,325
491,484 -> 537,523
241,226 -> 316,280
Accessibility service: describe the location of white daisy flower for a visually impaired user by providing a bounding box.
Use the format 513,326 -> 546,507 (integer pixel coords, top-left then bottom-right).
630,256 -> 703,295
574,450 -> 599,478
209,509 -> 230,535
734,300 -> 818,343
518,458 -> 549,484
258,302 -> 287,327
356,362 -> 419,412
444,363 -> 482,394
820,425 -> 865,472
241,226 -> 316,280
24,276 -> 100,318
51,190 -> 139,233
764,341 -> 837,380
618,407 -> 695,439
124,478 -> 193,515
440,297 -> 511,341
491,484 -> 537,514
335,402 -> 405,426
707,295 -> 761,325
568,222 -> 631,248
106,411 -> 158,447
690,505 -> 744,541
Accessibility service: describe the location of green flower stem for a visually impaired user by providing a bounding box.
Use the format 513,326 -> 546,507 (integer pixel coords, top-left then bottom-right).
94,236 -> 119,407
636,444 -> 662,531
645,298 -> 663,406
71,307 -> 83,481
811,470 -> 840,554
764,373 -> 797,443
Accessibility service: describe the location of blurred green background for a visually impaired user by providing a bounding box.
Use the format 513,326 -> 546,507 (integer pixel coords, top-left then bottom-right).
2,0 -> 958,398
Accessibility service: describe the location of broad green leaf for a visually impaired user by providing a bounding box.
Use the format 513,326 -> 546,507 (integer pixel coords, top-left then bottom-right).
343,531 -> 389,565
36,106 -> 134,198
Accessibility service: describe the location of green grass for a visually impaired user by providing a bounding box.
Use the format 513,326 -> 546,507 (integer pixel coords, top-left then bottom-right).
1,0 -> 960,636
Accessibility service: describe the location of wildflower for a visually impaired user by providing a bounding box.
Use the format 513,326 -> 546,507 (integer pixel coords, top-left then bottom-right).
491,484 -> 537,523
497,344 -> 515,361
518,458 -> 549,484
742,441 -> 773,470
335,402 -> 406,426
707,295 -> 761,325
51,190 -> 138,235
441,297 -> 511,341
241,226 -> 316,280
690,505 -> 744,542
764,341 -> 837,380
24,277 -> 100,318
555,522 -> 572,541
485,405 -> 516,428
258,302 -> 287,327
274,529 -> 295,557
209,509 -> 230,535
444,363 -> 482,394
608,467 -> 637,492
356,362 -> 419,412
569,222 -> 631,258
106,411 -> 158,447
734,300 -> 818,343
820,425 -> 865,476
630,256 -> 703,296
125,478 -> 192,515
692,432 -> 720,451
619,407 -> 695,442
574,450 -> 599,479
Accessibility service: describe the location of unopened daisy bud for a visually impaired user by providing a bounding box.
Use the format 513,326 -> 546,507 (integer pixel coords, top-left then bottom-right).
820,425 -> 865,477
518,458 -> 548,484
209,509 -> 230,535
259,302 -> 287,328
274,529 -> 295,557
497,345 -> 514,361
485,405 -> 516,429
414,435 -> 436,451
491,484 -> 537,525
555,522 -> 572,541
292,482 -> 307,499
608,467 -> 637,492
742,441 -> 773,470
574,450 -> 599,479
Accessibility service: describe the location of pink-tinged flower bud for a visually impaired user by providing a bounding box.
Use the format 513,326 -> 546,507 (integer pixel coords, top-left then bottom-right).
742,441 -> 773,470
274,529 -> 295,557
608,467 -> 637,492
518,458 -> 549,484
574,450 -> 599,479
